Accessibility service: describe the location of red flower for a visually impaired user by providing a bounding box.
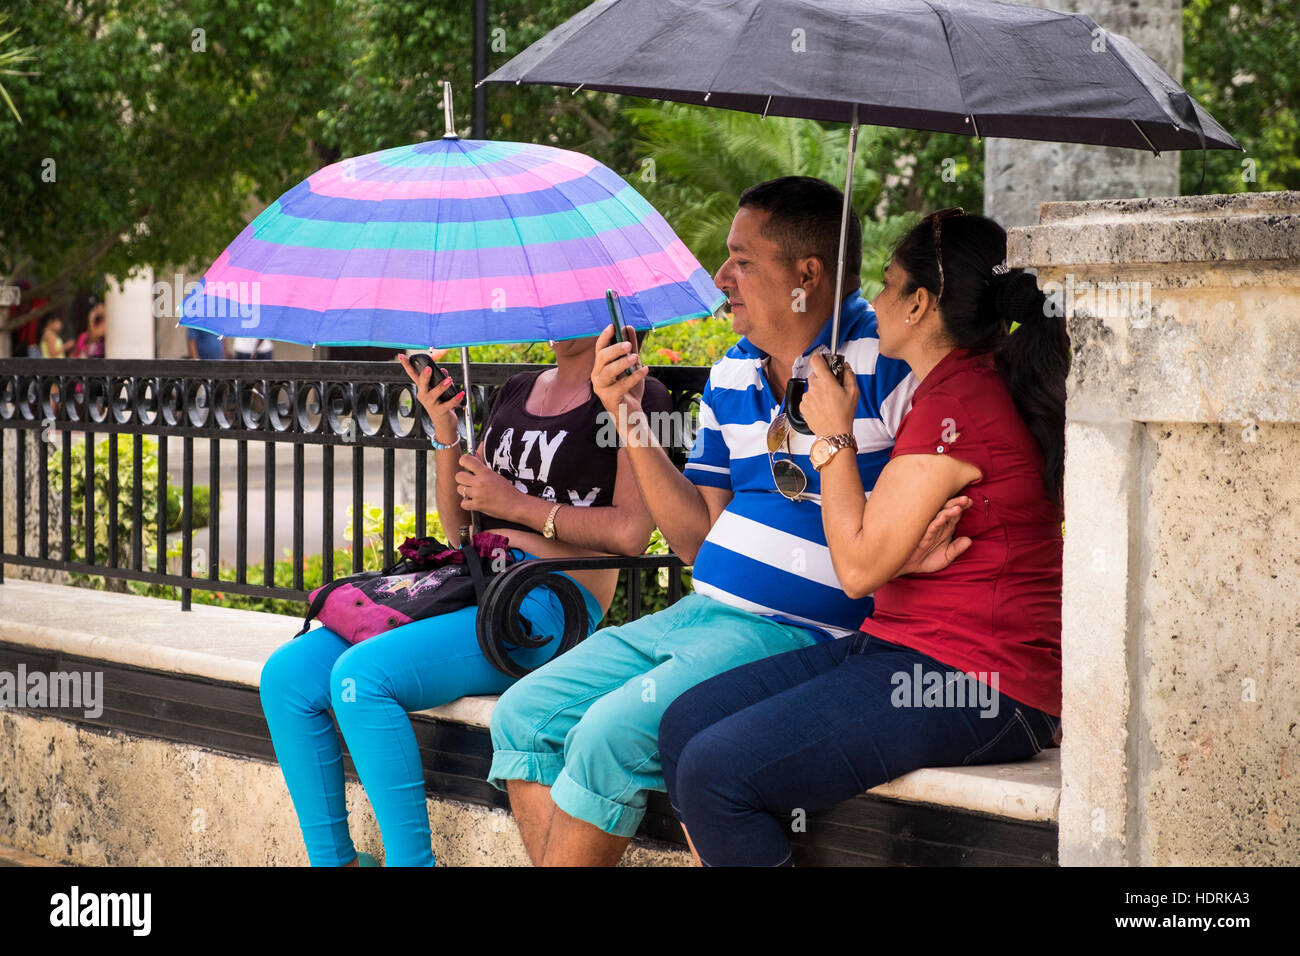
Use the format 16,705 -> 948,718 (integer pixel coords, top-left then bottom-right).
657,347 -> 683,364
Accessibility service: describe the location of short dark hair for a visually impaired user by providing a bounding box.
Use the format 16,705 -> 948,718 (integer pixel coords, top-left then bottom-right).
737,176 -> 861,295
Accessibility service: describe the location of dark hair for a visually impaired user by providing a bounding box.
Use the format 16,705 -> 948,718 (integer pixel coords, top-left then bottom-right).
890,213 -> 1070,503
738,176 -> 861,295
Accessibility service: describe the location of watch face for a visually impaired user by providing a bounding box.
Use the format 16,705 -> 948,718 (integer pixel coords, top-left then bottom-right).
810,437 -> 833,470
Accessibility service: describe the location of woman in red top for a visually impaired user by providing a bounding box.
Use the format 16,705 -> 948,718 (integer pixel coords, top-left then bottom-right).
658,212 -> 1069,865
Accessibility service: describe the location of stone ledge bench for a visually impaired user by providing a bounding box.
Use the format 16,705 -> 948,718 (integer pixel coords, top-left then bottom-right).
0,579 -> 1060,866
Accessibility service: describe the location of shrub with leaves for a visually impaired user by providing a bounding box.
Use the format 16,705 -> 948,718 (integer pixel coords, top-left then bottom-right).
343,501 -> 446,568
46,434 -> 208,582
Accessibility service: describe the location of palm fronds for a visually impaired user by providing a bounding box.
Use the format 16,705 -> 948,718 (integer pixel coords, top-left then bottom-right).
0,12 -> 39,125
622,101 -> 912,287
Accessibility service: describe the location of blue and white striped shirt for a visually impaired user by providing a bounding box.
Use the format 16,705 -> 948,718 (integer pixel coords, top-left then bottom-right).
684,290 -> 918,640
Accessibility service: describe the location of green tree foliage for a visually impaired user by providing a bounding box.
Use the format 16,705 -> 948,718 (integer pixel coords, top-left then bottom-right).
621,101 -> 924,298
0,0 -> 353,328
870,128 -> 984,218
0,11 -> 38,124
321,0 -> 639,168
1182,0 -> 1299,193
0,0 -> 642,331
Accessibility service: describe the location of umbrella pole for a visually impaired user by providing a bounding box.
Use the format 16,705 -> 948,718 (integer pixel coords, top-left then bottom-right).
830,104 -> 860,363
459,346 -> 480,537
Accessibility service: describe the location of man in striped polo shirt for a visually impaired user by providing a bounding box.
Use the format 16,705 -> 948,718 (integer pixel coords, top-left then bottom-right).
489,176 -> 967,865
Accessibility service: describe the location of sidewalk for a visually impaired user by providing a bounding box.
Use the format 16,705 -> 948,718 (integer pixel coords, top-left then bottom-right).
156,437 -> 414,572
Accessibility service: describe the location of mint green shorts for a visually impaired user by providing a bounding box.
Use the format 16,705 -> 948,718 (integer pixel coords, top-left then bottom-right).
487,592 -> 822,838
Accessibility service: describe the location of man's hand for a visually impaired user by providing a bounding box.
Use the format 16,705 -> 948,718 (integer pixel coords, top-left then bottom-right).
591,324 -> 648,422
895,495 -> 973,577
455,453 -> 524,520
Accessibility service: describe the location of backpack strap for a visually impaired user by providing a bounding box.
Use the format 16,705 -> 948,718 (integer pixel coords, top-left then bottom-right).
462,543 -> 489,602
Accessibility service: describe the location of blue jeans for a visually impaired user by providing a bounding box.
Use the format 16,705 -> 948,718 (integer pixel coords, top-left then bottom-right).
659,631 -> 1060,866
259,567 -> 603,866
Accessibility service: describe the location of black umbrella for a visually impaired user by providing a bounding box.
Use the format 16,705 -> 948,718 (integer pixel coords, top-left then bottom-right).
480,0 -> 1241,359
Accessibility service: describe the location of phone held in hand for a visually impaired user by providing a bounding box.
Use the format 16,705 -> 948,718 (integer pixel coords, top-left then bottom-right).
408,352 -> 457,393
606,289 -> 636,381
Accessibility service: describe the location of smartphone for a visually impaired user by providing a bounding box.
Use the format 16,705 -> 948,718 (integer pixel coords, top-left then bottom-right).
606,290 -> 636,380
407,352 -> 456,392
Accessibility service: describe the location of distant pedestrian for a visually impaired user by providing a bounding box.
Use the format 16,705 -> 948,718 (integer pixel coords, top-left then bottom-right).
40,314 -> 77,358
15,284 -> 43,356
232,336 -> 273,360
186,325 -> 224,360
73,302 -> 107,359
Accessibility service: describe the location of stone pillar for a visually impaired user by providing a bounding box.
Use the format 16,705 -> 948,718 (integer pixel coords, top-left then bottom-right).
1009,191 -> 1300,865
984,0 -> 1183,228
105,267 -> 156,359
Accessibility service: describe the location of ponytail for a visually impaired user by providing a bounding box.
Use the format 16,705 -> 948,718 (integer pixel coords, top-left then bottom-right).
988,271 -> 1070,504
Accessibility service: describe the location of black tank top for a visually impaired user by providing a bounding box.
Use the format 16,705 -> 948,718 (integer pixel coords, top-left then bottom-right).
478,369 -> 672,535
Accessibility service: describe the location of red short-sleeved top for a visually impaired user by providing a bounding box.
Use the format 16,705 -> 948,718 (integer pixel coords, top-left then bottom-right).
863,348 -> 1064,716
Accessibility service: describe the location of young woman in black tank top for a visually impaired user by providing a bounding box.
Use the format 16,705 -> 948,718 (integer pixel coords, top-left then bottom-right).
259,335 -> 668,867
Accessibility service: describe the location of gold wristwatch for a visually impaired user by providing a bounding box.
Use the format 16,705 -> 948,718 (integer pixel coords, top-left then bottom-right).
542,503 -> 563,539
810,433 -> 857,471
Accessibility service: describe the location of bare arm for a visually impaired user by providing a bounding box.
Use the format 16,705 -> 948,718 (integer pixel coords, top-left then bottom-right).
621,431 -> 730,564
398,354 -> 473,537
819,451 -> 978,598
481,444 -> 657,556
403,354 -> 664,557
590,324 -> 731,563
802,354 -> 978,598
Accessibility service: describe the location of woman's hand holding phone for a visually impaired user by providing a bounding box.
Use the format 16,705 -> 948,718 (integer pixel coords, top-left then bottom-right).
801,353 -> 858,437
592,323 -> 648,421
398,353 -> 464,446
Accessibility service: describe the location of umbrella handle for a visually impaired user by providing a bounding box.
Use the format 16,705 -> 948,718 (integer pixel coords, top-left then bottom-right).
459,346 -> 480,536
830,104 -> 860,355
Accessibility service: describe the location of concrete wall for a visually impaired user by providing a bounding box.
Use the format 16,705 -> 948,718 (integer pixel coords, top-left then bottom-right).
984,0 -> 1183,228
0,711 -> 688,866
1008,191 -> 1300,864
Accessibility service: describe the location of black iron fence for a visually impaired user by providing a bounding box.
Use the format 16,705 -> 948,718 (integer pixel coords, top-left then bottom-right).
0,358 -> 706,616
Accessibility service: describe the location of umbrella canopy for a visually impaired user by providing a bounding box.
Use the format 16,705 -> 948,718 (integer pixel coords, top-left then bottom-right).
480,0 -> 1241,374
480,0 -> 1239,153
180,137 -> 725,348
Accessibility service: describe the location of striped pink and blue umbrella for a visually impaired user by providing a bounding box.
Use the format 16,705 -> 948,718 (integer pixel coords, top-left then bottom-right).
179,137 -> 725,348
